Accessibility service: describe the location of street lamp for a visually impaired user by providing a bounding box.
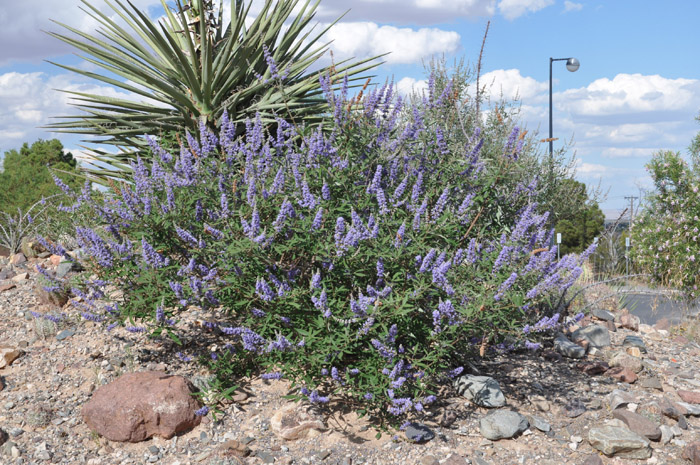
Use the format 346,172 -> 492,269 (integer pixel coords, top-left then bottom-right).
549,57 -> 580,157
548,57 -> 579,251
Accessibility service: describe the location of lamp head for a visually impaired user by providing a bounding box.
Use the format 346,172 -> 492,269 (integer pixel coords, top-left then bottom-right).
566,57 -> 580,72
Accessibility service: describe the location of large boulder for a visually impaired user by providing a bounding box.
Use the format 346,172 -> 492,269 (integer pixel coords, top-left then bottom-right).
82,371 -> 202,442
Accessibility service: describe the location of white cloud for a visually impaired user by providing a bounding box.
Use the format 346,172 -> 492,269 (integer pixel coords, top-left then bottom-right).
396,77 -> 429,96
562,74 -> 700,120
0,0 -> 162,65
497,0 -> 555,20
326,22 -> 461,64
563,1 -> 583,12
478,69 -> 548,102
0,70 -> 153,155
601,147 -> 663,158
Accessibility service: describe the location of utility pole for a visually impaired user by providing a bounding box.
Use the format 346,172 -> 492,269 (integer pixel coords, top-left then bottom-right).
624,196 -> 638,226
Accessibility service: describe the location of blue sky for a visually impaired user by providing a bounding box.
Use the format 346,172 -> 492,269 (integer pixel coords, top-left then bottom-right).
1,0 -> 699,217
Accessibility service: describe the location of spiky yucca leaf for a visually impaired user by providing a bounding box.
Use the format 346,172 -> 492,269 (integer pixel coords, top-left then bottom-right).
45,0 -> 380,184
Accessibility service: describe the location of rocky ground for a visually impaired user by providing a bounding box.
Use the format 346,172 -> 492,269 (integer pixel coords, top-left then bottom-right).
2,251 -> 700,465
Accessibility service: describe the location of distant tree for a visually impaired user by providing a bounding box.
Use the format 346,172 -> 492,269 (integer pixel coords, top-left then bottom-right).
554,179 -> 605,255
0,139 -> 82,215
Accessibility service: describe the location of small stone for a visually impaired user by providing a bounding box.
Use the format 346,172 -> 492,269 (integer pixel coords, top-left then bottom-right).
608,351 -> 643,373
588,425 -> 651,459
270,404 -> 325,440
525,414 -> 551,432
612,409 -> 662,441
148,445 -> 160,455
571,324 -> 611,348
683,441 -> 700,465
529,395 -> 550,412
581,454 -> 603,465
678,390 -> 700,404
659,425 -> 674,444
217,440 -> 251,457
654,318 -> 671,331
622,335 -> 647,352
404,422 -> 435,443
315,450 -> 332,460
639,377 -> 663,390
678,415 -> 689,430
657,397 -> 684,419
9,253 -> 26,265
576,360 -> 609,376
554,333 -> 586,358
0,346 -> 21,369
453,375 -> 506,407
0,429 -> 7,447
232,391 -> 249,403
605,366 -> 638,383
10,272 -> 29,282
479,410 -> 529,440
620,313 -> 640,331
608,389 -> 637,410
257,451 -> 276,463
56,329 -> 76,341
625,347 -> 642,357
677,401 -> 700,416
591,309 -> 615,321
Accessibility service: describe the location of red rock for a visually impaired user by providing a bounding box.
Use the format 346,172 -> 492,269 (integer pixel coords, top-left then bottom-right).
605,366 -> 638,383
612,409 -> 662,441
684,441 -> 700,465
34,282 -> 69,308
576,360 -> 610,376
0,283 -> 16,293
678,390 -> 700,404
49,255 -> 62,267
620,313 -> 640,331
673,335 -> 689,345
82,371 -> 202,442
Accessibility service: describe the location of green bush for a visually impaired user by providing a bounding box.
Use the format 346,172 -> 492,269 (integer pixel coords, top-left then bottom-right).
42,72 -> 592,427
631,150 -> 700,296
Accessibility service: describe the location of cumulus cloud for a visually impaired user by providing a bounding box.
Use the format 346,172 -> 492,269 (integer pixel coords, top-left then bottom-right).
497,0 -> 555,20
0,0 -> 162,65
477,68 -> 549,102
563,1 -> 583,12
396,77 -> 429,96
0,70 -> 150,155
562,74 -> 700,121
325,22 -> 461,64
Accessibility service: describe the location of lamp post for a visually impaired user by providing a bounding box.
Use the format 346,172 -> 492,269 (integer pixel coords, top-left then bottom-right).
548,57 -> 579,251
549,57 -> 580,158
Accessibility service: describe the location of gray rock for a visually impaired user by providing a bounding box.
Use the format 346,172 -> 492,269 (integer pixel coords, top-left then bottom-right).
454,375 -> 506,407
55,329 -> 75,341
608,389 -> 637,410
564,399 -> 587,418
571,324 -> 611,348
591,309 -> 615,321
588,425 -> 651,459
639,377 -> 663,390
404,422 -> 434,443
479,410 -> 529,440
608,351 -> 643,373
257,451 -> 276,463
622,335 -> 647,353
525,414 -> 551,432
554,333 -> 586,358
659,425 -> 674,444
676,401 -> 700,416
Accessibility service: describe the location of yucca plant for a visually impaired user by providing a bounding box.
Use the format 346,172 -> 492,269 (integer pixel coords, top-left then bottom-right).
45,0 -> 380,184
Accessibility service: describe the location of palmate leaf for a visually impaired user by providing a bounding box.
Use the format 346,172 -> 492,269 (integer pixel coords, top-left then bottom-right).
45,0 -> 382,185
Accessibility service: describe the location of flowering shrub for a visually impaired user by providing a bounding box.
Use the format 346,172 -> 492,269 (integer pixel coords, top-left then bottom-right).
631,150 -> 700,297
42,73 -> 592,424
